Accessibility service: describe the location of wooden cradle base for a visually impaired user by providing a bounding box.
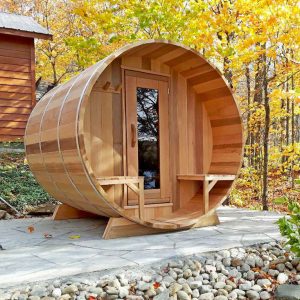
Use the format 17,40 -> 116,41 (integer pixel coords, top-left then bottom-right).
52,204 -> 220,239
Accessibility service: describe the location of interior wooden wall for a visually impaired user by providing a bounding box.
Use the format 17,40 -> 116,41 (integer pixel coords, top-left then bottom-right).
84,44 -> 220,211
84,59 -> 123,205
0,34 -> 35,141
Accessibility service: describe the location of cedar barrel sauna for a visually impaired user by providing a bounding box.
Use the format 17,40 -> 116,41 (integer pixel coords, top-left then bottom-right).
25,40 -> 244,239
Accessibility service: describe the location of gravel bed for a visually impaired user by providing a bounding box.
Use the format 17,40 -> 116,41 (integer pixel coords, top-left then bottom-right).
1,241 -> 299,300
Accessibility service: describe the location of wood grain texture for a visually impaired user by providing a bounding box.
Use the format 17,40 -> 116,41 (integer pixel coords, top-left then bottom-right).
0,34 -> 36,141
25,40 -> 243,236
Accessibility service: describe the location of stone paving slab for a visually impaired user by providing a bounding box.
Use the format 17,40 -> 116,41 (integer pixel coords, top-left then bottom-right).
0,207 -> 283,288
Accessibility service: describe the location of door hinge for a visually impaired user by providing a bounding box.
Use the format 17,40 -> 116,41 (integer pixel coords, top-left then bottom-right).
168,88 -> 170,95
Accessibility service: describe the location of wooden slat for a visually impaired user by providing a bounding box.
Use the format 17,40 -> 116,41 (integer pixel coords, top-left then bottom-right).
0,113 -> 29,121
181,63 -> 211,78
0,99 -> 32,108
138,177 -> 145,220
0,35 -> 31,52
0,63 -> 30,73
125,69 -> 169,82
0,77 -> 31,87
0,70 -> 30,80
208,180 -> 218,192
0,120 -> 27,129
193,78 -> 225,93
159,80 -> 171,199
0,127 -> 25,135
177,174 -> 236,181
97,177 -> 140,185
178,174 -> 205,180
0,55 -> 30,66
0,48 -> 30,59
0,91 -> 31,100
121,65 -> 170,78
30,41 -> 36,107
188,70 -> 220,86
0,134 -> 24,141
0,106 -> 31,114
213,143 -> 243,150
144,44 -> 176,59
211,117 -> 241,127
124,202 -> 173,209
165,51 -> 197,67
0,85 -> 32,93
197,86 -> 232,101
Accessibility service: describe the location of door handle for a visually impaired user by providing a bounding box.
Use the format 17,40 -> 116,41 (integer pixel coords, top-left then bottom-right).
131,123 -> 137,147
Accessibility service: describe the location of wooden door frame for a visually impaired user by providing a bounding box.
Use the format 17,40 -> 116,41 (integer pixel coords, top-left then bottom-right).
122,68 -> 171,206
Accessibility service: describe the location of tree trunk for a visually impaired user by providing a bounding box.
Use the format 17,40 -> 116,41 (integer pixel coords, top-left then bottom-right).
261,49 -> 269,211
245,65 -> 252,164
291,74 -> 295,188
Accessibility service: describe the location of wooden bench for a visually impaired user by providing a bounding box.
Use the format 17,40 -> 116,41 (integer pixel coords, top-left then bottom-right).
177,174 -> 236,213
97,176 -> 145,220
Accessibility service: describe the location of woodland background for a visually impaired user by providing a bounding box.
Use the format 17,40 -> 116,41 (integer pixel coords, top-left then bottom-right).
1,0 -> 299,211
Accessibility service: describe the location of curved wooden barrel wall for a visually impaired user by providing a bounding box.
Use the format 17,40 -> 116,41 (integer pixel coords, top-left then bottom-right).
25,40 -> 244,231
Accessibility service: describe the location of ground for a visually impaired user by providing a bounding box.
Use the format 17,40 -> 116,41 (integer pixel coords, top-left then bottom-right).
0,207 -> 282,289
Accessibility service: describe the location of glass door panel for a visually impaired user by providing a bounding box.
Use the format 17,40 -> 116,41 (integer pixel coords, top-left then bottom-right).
125,71 -> 171,205
136,87 -> 160,190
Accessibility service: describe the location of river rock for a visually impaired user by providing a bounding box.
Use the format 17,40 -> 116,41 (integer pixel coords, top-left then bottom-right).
277,273 -> 289,284
246,290 -> 260,300
256,279 -> 271,287
199,292 -> 214,300
177,290 -> 190,300
51,289 -> 62,298
169,283 -> 182,296
214,282 -> 226,289
260,291 -> 271,300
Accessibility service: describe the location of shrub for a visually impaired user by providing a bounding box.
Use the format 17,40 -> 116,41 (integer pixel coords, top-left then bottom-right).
277,199 -> 300,257
0,152 -> 54,212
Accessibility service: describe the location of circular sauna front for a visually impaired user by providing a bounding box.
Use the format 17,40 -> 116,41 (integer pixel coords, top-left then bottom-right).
25,40 -> 244,231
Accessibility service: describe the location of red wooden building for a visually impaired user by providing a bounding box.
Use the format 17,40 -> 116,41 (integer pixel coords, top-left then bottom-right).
0,12 -> 52,141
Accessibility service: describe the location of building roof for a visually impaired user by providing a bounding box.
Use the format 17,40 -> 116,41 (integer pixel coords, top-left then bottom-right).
0,12 -> 52,40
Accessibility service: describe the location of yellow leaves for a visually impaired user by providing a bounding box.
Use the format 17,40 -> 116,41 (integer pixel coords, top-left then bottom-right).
270,89 -> 285,100
27,226 -> 35,233
69,235 -> 81,239
267,49 -> 277,59
267,16 -> 277,26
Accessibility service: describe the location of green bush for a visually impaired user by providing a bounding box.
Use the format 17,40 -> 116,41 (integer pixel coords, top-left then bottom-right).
0,152 -> 54,212
277,200 -> 300,257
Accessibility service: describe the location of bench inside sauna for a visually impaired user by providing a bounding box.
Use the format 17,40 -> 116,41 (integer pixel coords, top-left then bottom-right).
25,40 -> 243,239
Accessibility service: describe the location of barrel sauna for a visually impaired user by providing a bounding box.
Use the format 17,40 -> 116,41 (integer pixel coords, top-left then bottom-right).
25,40 -> 244,239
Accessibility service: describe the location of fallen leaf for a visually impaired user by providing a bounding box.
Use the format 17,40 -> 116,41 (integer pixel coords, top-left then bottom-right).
27,226 -> 35,233
44,233 -> 53,239
69,235 -> 81,239
153,282 -> 160,289
88,296 -> 96,300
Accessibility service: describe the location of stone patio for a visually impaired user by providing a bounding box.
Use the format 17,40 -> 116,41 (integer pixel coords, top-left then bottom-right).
0,207 -> 283,288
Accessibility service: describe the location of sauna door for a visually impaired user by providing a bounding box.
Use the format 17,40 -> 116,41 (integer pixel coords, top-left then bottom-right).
125,70 -> 171,205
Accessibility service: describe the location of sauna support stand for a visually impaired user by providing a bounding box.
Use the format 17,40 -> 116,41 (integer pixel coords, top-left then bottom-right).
53,204 -> 220,239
